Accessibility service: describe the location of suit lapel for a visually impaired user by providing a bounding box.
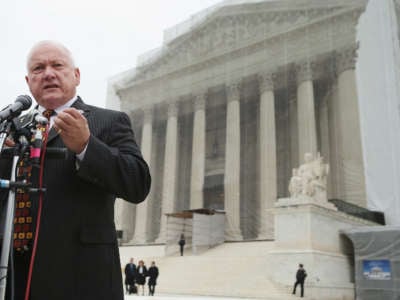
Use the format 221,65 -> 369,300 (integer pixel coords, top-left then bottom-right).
46,127 -> 58,143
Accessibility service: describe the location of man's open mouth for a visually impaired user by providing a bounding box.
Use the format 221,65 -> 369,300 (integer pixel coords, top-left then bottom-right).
44,84 -> 59,89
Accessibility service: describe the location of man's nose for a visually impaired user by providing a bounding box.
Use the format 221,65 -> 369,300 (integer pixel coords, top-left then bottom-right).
43,66 -> 56,79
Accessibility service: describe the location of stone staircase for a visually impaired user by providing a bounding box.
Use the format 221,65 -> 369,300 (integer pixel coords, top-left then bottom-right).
119,241 -> 302,299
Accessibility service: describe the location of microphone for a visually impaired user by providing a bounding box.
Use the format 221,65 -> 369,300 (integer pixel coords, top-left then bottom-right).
30,129 -> 43,165
12,109 -> 48,131
0,95 -> 32,122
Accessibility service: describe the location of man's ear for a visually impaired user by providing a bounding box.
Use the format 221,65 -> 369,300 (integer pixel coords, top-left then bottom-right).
74,68 -> 81,86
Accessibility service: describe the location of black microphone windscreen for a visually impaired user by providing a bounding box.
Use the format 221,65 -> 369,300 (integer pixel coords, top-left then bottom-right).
15,95 -> 32,109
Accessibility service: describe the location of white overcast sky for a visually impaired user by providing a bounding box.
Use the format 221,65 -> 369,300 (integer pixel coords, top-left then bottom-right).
0,0 -> 222,111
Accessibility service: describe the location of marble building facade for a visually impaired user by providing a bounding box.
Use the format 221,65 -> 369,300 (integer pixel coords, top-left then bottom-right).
111,0 -> 370,244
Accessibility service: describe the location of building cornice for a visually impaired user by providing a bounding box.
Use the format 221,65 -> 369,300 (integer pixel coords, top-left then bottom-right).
118,6 -> 365,97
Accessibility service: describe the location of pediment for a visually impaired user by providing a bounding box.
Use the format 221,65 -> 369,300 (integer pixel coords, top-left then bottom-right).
123,0 -> 366,86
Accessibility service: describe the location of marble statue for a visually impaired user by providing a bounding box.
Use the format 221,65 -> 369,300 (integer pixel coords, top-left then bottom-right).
289,152 -> 329,200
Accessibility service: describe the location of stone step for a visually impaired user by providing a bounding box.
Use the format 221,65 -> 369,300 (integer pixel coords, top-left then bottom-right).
125,295 -> 310,300
120,241 -> 303,299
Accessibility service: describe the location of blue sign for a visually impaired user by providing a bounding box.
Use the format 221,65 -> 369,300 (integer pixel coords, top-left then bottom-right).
363,260 -> 391,280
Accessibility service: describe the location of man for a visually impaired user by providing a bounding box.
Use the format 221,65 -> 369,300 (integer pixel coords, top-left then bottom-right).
124,258 -> 137,294
0,40 -> 151,300
147,261 -> 159,296
292,263 -> 307,298
179,233 -> 185,256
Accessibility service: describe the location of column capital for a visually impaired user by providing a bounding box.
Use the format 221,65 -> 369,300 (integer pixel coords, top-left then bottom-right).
166,101 -> 179,118
258,72 -> 275,94
142,106 -> 153,124
295,61 -> 315,84
193,92 -> 206,111
336,44 -> 358,74
226,82 -> 241,102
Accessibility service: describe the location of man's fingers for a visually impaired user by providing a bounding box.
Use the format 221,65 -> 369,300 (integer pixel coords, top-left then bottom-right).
55,109 -> 86,130
56,111 -> 75,126
62,108 -> 85,119
5,138 -> 15,147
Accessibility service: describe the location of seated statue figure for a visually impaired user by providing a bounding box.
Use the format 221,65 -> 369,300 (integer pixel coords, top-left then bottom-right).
311,153 -> 329,196
290,152 -> 329,200
297,152 -> 316,196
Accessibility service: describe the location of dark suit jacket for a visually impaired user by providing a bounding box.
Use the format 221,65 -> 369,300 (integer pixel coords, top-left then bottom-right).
147,266 -> 159,286
124,263 -> 136,285
0,97 -> 151,300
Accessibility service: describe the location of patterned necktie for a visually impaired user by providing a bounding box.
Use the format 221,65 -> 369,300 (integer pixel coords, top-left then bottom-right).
42,109 -> 56,123
13,160 -> 33,252
13,110 -> 55,251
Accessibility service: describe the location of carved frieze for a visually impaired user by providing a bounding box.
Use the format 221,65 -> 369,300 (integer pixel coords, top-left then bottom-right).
131,6 -> 357,83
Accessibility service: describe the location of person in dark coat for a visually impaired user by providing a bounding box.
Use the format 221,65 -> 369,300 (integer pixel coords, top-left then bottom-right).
124,258 -> 137,294
179,233 -> 186,256
292,263 -> 307,297
136,260 -> 147,295
147,261 -> 159,296
0,40 -> 151,300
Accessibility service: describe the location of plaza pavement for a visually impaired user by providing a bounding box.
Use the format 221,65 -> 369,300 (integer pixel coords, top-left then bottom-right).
124,295 -> 255,300
124,293 -> 301,300
125,296 -> 256,300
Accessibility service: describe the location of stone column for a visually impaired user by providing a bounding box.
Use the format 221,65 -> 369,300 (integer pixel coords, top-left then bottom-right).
335,46 -> 366,206
114,198 -> 136,243
131,107 -> 153,243
319,92 -> 332,198
190,93 -> 206,209
288,86 -> 299,180
296,61 -> 318,161
328,78 -> 345,200
114,110 -> 138,243
257,73 -> 277,239
156,102 -> 179,243
224,82 -> 243,241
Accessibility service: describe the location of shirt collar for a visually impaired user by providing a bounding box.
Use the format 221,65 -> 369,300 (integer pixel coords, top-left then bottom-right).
38,95 -> 78,114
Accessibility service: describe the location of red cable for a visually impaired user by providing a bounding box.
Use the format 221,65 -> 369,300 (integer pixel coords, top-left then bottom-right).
24,126 -> 49,300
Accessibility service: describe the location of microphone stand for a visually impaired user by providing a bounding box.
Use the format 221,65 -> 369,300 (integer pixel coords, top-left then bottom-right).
0,149 -> 20,300
0,114 -> 67,300
0,122 -> 12,156
0,125 -> 32,300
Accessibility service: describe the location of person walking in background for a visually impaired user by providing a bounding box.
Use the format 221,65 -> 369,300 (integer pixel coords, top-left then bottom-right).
136,260 -> 147,295
124,258 -> 137,294
147,261 -> 159,296
292,263 -> 307,297
179,233 -> 186,256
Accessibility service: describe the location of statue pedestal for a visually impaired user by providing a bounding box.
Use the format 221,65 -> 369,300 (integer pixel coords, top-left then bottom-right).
266,198 -> 379,300
276,195 -> 337,211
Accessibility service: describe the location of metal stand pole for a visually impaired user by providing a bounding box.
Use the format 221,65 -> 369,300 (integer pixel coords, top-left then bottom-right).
0,122 -> 12,158
0,155 -> 19,300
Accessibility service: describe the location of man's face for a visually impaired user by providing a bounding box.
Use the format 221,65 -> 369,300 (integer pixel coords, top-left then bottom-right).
25,43 -> 80,109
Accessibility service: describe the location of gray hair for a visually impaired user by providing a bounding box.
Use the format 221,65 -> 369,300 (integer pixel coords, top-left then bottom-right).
26,40 -> 76,70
